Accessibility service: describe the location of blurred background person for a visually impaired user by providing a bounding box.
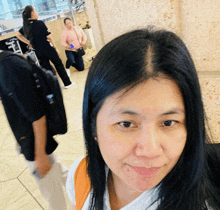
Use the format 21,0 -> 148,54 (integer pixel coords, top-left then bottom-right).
61,17 -> 87,77
16,5 -> 75,89
0,51 -> 68,210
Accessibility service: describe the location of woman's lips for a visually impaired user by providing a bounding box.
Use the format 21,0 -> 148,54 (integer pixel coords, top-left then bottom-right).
131,166 -> 160,176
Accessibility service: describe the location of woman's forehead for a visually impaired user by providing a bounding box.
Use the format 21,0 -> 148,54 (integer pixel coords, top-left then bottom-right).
100,77 -> 185,117
65,19 -> 71,23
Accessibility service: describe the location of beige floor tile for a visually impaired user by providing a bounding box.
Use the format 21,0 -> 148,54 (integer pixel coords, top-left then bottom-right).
0,127 -> 10,152
18,168 -> 49,210
1,131 -> 17,150
0,179 -> 43,210
0,154 -> 27,181
0,132 -> 20,159
55,130 -> 86,155
0,103 -> 10,129
66,120 -> 82,133
56,153 -> 85,169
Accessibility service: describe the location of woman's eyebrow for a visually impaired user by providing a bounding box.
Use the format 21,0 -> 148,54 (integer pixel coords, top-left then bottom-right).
160,108 -> 185,116
109,109 -> 138,117
109,107 -> 185,117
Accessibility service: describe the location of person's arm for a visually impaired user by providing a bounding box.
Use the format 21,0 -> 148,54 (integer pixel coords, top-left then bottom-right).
46,34 -> 60,56
61,31 -> 72,50
16,31 -> 32,49
32,115 -> 52,177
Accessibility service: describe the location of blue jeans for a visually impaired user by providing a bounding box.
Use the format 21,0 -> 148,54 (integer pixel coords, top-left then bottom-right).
65,50 -> 84,71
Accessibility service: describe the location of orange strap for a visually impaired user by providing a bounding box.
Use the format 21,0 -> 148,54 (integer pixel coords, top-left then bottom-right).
74,157 -> 91,210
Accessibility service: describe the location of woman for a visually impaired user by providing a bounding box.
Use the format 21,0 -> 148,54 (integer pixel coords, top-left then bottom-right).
66,28 -> 220,209
16,5 -> 75,88
61,17 -> 87,76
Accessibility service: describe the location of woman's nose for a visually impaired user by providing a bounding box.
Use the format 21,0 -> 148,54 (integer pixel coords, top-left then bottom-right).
135,128 -> 163,158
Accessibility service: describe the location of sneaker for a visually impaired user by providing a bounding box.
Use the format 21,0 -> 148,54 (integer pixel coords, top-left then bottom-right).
66,69 -> 70,77
64,82 -> 76,89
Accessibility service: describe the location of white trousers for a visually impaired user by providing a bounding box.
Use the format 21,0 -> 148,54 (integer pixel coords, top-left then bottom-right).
26,153 -> 68,210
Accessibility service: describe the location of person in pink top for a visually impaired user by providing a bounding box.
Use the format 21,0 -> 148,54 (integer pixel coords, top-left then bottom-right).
61,17 -> 87,76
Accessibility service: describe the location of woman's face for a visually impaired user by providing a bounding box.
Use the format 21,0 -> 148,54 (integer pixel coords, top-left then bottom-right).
65,19 -> 73,30
31,8 -> 38,19
96,77 -> 187,193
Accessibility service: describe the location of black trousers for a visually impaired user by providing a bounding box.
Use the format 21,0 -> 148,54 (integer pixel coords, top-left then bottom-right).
65,50 -> 84,71
36,47 -> 71,86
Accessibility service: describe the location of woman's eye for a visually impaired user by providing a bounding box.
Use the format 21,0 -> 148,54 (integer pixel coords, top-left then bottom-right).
162,120 -> 176,127
118,121 -> 133,128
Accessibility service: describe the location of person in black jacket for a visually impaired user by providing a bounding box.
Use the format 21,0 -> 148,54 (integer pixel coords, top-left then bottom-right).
16,5 -> 75,89
0,51 -> 68,209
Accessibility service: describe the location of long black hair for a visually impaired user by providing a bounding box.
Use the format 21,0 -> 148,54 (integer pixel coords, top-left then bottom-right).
82,27 -> 220,209
22,5 -> 34,46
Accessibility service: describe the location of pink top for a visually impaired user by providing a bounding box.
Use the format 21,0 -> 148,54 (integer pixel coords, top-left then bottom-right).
61,26 -> 87,51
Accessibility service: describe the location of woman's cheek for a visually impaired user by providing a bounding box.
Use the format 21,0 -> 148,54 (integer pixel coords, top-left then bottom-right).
98,126 -> 134,156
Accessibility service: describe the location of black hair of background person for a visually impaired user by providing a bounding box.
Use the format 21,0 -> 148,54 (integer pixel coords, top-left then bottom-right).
22,5 -> 34,46
82,27 -> 220,210
64,17 -> 72,24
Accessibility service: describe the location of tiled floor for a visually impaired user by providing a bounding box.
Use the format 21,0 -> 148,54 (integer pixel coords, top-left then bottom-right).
0,52 -> 94,209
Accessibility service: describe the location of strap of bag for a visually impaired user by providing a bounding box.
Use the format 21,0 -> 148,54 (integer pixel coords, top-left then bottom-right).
74,157 -> 91,210
73,26 -> 82,46
0,50 -> 41,90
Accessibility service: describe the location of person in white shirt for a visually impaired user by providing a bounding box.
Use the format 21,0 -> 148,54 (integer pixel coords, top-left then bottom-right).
66,27 -> 220,210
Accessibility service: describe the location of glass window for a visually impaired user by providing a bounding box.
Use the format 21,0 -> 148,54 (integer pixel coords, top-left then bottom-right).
0,0 -> 85,35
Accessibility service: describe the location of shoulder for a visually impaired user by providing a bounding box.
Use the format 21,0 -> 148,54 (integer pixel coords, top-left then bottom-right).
66,156 -> 86,205
75,25 -> 83,31
18,27 -> 24,34
36,20 -> 44,25
0,53 -> 29,73
205,143 -> 220,185
0,53 -> 33,93
205,143 -> 220,168
35,20 -> 47,28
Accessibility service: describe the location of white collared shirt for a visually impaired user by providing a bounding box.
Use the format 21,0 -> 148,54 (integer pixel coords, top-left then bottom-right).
66,156 -> 160,210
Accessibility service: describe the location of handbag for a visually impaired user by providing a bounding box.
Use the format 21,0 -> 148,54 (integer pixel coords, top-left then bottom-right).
77,47 -> 85,57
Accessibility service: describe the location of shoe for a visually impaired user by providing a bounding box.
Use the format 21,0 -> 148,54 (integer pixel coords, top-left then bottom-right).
66,69 -> 70,77
64,82 -> 76,89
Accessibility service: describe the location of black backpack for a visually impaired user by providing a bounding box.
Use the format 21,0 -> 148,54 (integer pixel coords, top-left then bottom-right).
0,50 -> 67,136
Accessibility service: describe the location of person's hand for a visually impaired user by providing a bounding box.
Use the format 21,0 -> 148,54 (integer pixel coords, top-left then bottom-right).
66,45 -> 72,50
81,44 -> 86,49
35,154 -> 52,177
55,48 -> 60,56
28,42 -> 33,50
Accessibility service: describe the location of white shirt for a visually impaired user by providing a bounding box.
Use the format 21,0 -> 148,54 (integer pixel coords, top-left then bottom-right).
66,156 -> 160,210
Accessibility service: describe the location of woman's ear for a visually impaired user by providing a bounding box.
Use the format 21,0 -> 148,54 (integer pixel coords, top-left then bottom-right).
30,11 -> 34,19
